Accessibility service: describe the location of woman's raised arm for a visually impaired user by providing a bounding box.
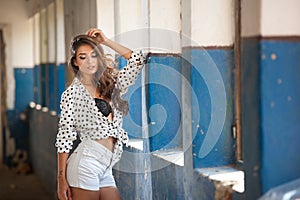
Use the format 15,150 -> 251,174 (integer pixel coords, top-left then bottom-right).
86,28 -> 133,59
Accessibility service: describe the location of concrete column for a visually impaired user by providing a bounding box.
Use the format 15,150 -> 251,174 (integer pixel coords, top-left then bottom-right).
55,0 -> 65,65
63,0 -> 97,82
33,14 -> 40,68
47,3 -> 55,64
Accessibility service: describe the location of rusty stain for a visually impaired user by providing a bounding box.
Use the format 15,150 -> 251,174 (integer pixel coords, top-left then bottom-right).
271,53 -> 277,60
214,181 -> 233,200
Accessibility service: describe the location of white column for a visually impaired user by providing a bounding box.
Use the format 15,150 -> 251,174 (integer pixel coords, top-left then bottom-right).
241,0 -> 260,37
40,8 -> 48,64
48,3 -> 55,63
55,0 -> 65,65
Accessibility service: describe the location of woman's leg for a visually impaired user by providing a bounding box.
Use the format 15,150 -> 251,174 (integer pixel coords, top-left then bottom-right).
99,187 -> 122,200
71,187 -> 100,200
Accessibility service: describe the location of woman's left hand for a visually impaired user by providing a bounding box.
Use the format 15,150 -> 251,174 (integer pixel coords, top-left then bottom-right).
86,28 -> 108,44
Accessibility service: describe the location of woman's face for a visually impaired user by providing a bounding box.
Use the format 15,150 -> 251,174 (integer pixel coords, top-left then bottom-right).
74,44 -> 99,77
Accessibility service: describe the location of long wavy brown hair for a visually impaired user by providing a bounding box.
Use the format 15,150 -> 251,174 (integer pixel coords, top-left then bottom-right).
69,35 -> 129,115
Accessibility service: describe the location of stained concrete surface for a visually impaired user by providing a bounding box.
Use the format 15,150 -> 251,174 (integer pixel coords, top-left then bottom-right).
0,164 -> 55,200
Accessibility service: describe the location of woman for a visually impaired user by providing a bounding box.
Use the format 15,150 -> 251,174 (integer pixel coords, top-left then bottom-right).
55,28 -> 145,200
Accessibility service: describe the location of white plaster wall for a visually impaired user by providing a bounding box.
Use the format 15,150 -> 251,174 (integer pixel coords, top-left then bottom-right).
97,0 -> 147,53
0,0 -> 34,67
97,0 -> 115,38
241,0 -> 261,37
114,0 -> 145,51
0,0 -> 34,109
149,0 -> 181,53
117,0 -> 143,34
261,0 -> 300,36
191,0 -> 234,46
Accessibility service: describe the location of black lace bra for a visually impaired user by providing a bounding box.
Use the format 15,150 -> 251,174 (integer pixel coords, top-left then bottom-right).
94,98 -> 112,117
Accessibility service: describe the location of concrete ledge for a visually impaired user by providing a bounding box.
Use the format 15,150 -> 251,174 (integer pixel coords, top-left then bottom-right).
115,142 -> 246,199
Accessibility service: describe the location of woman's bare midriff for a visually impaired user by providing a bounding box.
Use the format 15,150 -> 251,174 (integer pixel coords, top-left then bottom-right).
95,137 -> 116,152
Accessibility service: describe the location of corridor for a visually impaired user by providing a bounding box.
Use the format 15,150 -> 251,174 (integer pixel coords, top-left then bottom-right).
0,164 -> 53,200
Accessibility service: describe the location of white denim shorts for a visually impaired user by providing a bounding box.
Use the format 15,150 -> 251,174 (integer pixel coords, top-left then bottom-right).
66,139 -> 115,191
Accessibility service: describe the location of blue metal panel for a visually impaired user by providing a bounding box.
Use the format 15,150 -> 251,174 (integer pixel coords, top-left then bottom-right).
190,49 -> 235,167
260,40 -> 300,192
148,55 -> 181,151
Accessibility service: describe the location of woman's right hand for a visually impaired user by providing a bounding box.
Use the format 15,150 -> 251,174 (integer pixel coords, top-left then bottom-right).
57,176 -> 72,200
86,28 -> 108,44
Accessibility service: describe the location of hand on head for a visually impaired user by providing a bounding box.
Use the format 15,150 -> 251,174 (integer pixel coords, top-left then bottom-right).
86,28 -> 108,44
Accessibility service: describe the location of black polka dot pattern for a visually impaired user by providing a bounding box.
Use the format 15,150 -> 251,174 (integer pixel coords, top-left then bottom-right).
117,51 -> 146,94
55,51 -> 145,166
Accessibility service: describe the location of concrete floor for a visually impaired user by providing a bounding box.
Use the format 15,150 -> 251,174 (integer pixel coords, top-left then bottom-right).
0,164 -> 55,200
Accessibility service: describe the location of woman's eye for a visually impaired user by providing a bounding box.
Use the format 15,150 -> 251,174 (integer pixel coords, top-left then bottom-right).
91,53 -> 97,58
79,56 -> 86,60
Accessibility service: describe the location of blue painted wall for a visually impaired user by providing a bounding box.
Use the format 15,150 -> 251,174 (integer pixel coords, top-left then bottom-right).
48,63 -> 56,111
4,63 -> 65,165
118,56 -> 143,139
14,68 -> 34,110
121,54 -> 183,152
120,51 -> 235,165
33,63 -> 66,112
5,68 -> 34,164
189,48 -> 235,168
40,63 -> 47,107
147,55 -> 182,151
57,63 -> 66,113
260,39 -> 300,193
242,37 -> 300,196
33,65 -> 41,104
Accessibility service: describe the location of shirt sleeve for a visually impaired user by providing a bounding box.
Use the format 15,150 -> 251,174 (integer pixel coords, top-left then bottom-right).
116,51 -> 146,94
55,86 -> 78,153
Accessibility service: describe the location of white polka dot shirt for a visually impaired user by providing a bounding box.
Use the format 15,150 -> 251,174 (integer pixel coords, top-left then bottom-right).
55,51 -> 145,166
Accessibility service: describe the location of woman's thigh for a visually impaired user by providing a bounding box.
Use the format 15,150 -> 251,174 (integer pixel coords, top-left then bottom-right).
70,187 -> 100,200
99,187 -> 122,200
